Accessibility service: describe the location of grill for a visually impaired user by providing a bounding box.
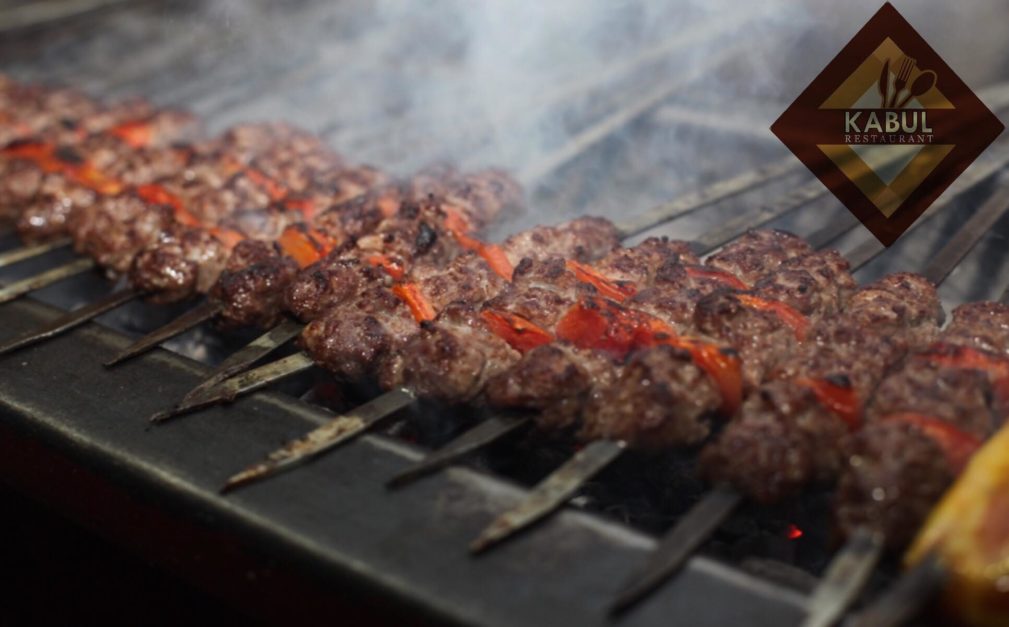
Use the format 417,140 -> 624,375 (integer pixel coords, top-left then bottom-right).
1,2 -> 1008,625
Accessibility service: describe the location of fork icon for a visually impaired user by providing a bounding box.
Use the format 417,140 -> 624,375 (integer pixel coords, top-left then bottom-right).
888,56 -> 916,108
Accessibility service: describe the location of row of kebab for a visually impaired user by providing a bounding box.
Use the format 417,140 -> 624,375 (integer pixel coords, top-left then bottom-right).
0,75 -> 1006,625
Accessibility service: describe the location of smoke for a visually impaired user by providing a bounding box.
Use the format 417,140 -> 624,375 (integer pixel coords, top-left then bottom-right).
18,0 -> 1005,233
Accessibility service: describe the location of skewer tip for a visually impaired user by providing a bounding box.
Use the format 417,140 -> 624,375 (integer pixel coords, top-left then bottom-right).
220,465 -> 270,494
385,469 -> 421,490
148,407 -> 179,424
469,520 -> 512,555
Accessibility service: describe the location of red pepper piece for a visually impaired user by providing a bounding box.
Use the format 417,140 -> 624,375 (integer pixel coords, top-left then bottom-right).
70,162 -> 123,195
108,120 -> 153,148
284,197 -> 318,222
136,183 -> 201,226
735,293 -> 809,340
685,266 -> 749,290
662,336 -> 743,415
366,254 -> 406,280
478,243 -> 514,281
565,259 -> 636,301
278,226 -> 326,268
208,227 -> 245,250
922,343 -> 1009,380
795,376 -> 862,430
246,168 -> 288,202
887,412 -> 982,473
392,283 -> 437,323
480,310 -> 554,353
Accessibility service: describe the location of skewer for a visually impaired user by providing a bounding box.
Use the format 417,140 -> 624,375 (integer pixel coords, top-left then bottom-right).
690,178 -> 828,253
149,352 -> 317,424
103,301 -> 220,367
609,486 -> 741,614
846,555 -> 946,627
0,257 -> 94,305
165,318 -> 304,413
386,414 -> 529,489
799,528 -> 885,627
0,0 -> 131,33
609,180 -> 1009,616
470,440 -> 627,554
845,146 -> 1009,269
0,237 -> 71,269
0,287 -> 140,357
145,321 -> 302,422
220,388 -> 415,492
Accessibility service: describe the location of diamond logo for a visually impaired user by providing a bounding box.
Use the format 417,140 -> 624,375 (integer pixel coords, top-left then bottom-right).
771,3 -> 1003,245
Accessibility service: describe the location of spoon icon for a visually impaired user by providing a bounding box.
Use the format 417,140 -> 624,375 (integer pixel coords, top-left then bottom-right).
896,69 -> 937,109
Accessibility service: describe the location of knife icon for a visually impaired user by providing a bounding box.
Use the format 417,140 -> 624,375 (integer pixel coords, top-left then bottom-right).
878,58 -> 890,108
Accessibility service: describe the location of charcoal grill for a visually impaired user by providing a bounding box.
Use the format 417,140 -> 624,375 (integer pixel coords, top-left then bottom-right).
1,1 -> 1008,625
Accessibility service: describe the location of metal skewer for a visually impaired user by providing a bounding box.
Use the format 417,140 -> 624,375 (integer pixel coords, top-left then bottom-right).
0,237 -> 71,269
147,319 -> 304,422
104,300 -> 221,367
609,486 -> 742,614
799,528 -> 885,627
470,440 -> 626,554
0,287 -> 141,357
386,414 -> 530,489
0,257 -> 94,305
220,388 -> 416,492
149,352 -> 317,424
846,554 -> 946,627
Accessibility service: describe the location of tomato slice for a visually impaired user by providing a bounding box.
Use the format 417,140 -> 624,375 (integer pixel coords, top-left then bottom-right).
555,297 -> 649,357
71,162 -> 123,196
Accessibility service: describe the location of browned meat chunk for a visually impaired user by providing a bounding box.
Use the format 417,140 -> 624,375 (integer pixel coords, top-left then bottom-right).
581,344 -> 722,448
